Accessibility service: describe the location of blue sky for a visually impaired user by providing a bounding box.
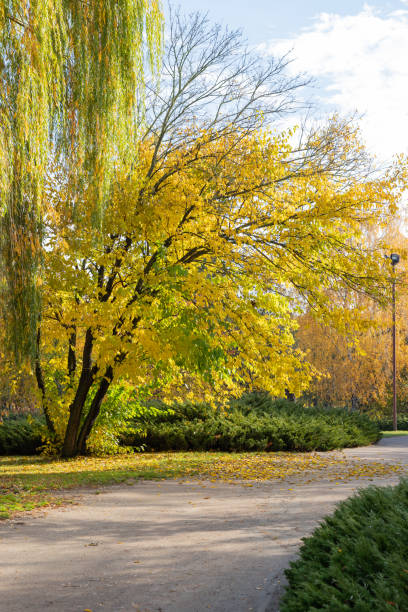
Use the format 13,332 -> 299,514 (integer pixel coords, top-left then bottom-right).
173,1 -> 402,43
171,1 -> 408,161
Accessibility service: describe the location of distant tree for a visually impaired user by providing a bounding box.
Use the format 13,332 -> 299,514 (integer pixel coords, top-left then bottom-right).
297,228 -> 408,413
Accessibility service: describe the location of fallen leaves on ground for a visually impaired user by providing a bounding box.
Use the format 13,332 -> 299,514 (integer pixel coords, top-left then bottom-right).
0,451 -> 406,519
177,453 -> 405,484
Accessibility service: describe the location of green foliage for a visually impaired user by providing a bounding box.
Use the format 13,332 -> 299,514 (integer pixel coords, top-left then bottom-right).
281,479 -> 408,611
123,393 -> 380,452
0,0 -> 163,359
0,415 -> 43,455
86,383 -> 172,455
377,417 -> 408,431
1,392 -> 379,455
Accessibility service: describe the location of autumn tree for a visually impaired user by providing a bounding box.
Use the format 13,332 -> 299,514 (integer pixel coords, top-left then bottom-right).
0,0 -> 163,360
31,11 -> 406,457
297,227 -> 408,413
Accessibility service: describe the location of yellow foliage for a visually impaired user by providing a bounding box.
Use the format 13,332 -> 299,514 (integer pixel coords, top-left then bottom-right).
36,121 -> 407,453
297,226 -> 408,411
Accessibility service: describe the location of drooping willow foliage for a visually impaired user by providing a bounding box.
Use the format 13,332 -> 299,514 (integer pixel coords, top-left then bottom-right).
0,0 -> 163,361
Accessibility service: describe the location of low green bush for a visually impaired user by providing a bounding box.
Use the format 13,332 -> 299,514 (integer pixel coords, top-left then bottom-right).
124,393 -> 380,452
281,480 -> 408,611
0,415 -> 43,455
0,393 -> 380,455
377,416 -> 408,431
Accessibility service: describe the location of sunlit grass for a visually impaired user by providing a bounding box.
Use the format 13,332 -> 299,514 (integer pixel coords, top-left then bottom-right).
1,450 -> 406,519
381,431 -> 408,437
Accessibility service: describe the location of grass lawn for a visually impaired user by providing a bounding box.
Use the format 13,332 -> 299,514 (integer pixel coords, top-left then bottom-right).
0,450 -> 405,520
381,431 -> 408,437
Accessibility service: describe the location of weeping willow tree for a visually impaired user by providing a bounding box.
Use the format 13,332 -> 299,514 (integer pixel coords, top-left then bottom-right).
0,0 -> 163,361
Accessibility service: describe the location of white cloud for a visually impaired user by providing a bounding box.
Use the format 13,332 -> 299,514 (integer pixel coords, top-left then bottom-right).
260,5 -> 408,162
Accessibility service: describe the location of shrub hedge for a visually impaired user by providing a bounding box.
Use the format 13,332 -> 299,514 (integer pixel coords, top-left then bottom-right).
123,393 -> 380,452
281,480 -> 408,611
377,416 -> 408,431
0,393 -> 381,455
0,415 -> 43,455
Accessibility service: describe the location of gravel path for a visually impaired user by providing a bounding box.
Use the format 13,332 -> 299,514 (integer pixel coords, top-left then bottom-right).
1,437 -> 407,612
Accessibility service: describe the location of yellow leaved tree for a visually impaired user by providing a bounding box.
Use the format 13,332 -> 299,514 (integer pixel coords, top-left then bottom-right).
33,11 -> 406,456
36,123 -> 406,456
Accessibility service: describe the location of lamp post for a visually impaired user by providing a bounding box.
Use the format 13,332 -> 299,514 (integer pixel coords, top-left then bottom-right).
390,253 -> 399,431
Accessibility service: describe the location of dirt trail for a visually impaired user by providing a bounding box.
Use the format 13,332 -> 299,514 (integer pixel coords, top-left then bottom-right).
1,436 -> 407,612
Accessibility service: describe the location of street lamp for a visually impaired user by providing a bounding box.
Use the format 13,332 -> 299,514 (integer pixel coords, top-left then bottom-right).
390,253 -> 399,431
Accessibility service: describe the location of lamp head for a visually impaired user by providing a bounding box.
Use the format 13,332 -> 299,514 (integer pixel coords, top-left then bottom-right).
391,253 -> 400,266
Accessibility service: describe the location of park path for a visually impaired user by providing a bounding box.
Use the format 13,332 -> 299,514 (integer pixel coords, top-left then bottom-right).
1,437 -> 407,612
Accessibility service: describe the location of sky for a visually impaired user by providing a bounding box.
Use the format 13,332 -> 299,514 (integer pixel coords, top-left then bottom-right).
172,1 -> 408,163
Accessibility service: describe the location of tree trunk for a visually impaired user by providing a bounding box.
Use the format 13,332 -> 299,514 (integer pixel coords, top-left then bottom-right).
77,366 -> 114,454
35,328 -> 55,434
351,394 -> 359,412
61,328 -> 96,458
68,328 -> 77,380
